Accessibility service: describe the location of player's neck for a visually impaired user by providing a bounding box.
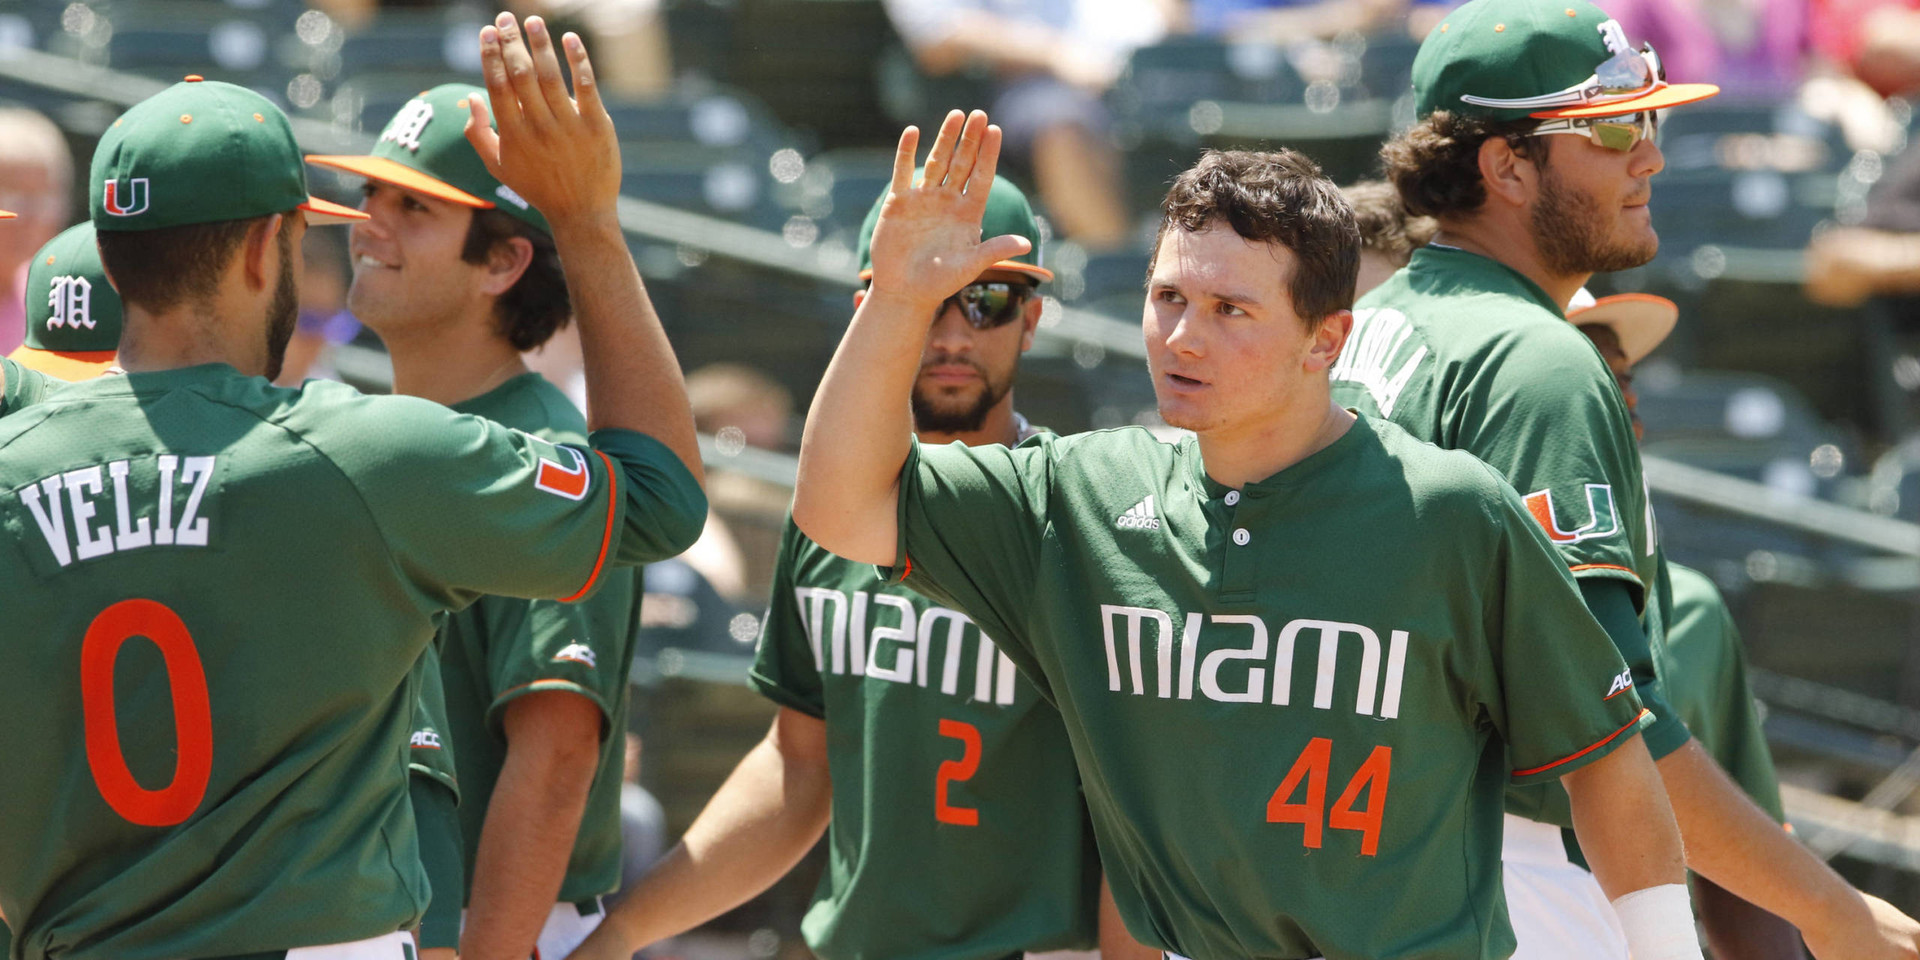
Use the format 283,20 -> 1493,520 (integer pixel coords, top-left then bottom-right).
916,390 -> 1023,448
383,318 -> 529,407
118,304 -> 267,376
1196,394 -> 1355,490
1432,215 -> 1588,312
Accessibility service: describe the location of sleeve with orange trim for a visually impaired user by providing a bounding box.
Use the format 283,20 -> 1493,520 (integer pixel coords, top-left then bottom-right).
477,579 -> 638,741
1479,477 -> 1655,788
316,391 -> 705,612
1444,321 -> 1653,611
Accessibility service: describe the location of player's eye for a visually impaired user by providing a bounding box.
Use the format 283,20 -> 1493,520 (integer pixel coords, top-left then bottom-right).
1155,288 -> 1185,305
1216,301 -> 1246,317
402,196 -> 428,213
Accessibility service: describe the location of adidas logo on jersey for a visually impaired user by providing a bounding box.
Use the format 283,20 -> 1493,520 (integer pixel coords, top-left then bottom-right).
1604,669 -> 1634,700
1116,495 -> 1160,531
553,642 -> 597,668
410,729 -> 443,750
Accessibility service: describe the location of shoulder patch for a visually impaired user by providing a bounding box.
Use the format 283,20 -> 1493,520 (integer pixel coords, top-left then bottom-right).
552,642 -> 597,668
1522,484 -> 1619,544
534,446 -> 591,501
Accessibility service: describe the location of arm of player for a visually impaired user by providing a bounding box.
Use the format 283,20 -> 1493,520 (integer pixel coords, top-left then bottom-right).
457,690 -> 602,960
1560,735 -> 1701,960
1098,875 -> 1161,960
1656,742 -> 1920,960
568,708 -> 833,960
1695,876 -> 1810,960
793,109 -> 1032,564
465,13 -> 704,487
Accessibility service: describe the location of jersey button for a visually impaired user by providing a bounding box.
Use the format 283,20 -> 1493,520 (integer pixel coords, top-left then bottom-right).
1224,490 -> 1241,506
1232,527 -> 1250,546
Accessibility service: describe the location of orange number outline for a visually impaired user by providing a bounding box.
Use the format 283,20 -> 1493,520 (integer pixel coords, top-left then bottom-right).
81,599 -> 213,826
935,718 -> 982,826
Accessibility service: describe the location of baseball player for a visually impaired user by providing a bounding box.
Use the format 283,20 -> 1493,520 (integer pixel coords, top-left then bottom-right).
306,79 -> 652,960
0,16 -> 708,960
791,108 -> 1704,960
1342,180 -> 1435,297
1564,290 -> 1806,959
1331,0 -> 1919,955
570,175 -> 1151,960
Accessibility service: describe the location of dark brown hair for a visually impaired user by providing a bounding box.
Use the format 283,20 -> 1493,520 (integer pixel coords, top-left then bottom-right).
97,213 -> 290,313
1152,149 -> 1360,326
461,209 -> 570,351
1342,179 -> 1437,267
1380,110 -> 1548,219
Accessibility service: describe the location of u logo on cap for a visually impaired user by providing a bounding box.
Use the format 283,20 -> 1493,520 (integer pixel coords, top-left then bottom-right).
102,178 -> 150,217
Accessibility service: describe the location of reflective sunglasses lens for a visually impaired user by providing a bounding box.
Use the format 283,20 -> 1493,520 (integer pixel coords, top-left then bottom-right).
1589,120 -> 1642,151
954,283 -> 1027,328
1644,44 -> 1666,84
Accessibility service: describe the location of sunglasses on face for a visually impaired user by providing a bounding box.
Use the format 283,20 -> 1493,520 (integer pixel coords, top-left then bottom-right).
1528,111 -> 1660,152
938,281 -> 1036,330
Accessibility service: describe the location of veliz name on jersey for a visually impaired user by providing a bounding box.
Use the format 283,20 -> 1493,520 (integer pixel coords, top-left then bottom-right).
1102,605 -> 1410,718
1329,307 -> 1427,417
18,455 -> 216,568
794,587 -> 1018,706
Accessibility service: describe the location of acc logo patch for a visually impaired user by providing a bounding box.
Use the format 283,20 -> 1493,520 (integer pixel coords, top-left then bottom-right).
410,729 -> 443,749
102,178 -> 150,217
1522,484 -> 1620,544
1604,669 -> 1634,701
552,642 -> 597,668
534,446 -> 591,501
47,276 -> 94,330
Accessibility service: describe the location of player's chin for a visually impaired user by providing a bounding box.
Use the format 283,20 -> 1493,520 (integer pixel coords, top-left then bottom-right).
1153,394 -> 1210,432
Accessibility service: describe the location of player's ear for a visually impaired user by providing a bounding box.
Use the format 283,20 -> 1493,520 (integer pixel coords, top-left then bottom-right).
1477,135 -> 1537,209
479,233 -> 535,297
1306,309 -> 1353,373
239,213 -> 285,293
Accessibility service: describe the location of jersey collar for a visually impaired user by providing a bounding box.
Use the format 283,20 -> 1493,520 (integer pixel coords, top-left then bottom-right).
1184,413 -> 1375,499
1409,244 -> 1565,318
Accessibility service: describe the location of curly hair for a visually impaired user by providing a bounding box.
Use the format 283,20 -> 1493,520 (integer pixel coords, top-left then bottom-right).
1342,180 -> 1437,267
1380,110 -> 1548,220
1151,149 -> 1360,326
461,209 -> 571,352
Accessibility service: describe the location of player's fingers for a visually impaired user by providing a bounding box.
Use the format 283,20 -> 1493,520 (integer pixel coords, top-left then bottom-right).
888,126 -> 920,199
494,13 -> 555,129
476,24 -> 523,133
964,124 -> 1005,204
563,32 -> 610,132
522,17 -> 575,126
948,110 -> 988,192
971,234 -> 1033,275
462,93 -> 506,178
921,110 -> 964,189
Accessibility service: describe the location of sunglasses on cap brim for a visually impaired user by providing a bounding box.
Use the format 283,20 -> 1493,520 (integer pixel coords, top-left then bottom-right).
1527,111 -> 1659,152
1462,40 -> 1666,113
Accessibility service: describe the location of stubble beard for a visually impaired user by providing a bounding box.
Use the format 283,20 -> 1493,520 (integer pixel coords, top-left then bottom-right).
1531,169 -> 1658,276
911,357 -> 1013,434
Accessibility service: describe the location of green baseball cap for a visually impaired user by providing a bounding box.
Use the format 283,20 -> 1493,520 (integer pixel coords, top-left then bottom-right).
1414,0 -> 1719,123
9,222 -> 122,380
90,76 -> 366,231
856,173 -> 1053,284
307,84 -> 550,235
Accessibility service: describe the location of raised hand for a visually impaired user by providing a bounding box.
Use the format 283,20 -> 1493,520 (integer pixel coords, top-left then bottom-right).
465,12 -> 621,225
1801,892 -> 1920,960
864,109 -> 1032,312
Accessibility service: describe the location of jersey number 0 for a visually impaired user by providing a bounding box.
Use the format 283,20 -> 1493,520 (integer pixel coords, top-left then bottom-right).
81,599 -> 213,827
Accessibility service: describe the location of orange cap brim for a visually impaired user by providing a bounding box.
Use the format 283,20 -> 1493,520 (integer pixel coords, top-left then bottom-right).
300,195 -> 370,226
306,154 -> 495,211
1533,83 -> 1722,119
0,210 -> 15,220
856,261 -> 1055,284
7,345 -> 116,380
1569,292 -> 1678,364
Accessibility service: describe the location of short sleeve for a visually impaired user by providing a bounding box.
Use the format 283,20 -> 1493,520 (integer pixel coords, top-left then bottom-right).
408,654 -> 460,798
748,520 -> 827,718
887,437 -> 1052,654
1482,479 -> 1652,786
480,588 -> 634,739
305,390 -> 705,611
409,774 -> 465,949
1,357 -> 59,416
1449,331 -> 1649,605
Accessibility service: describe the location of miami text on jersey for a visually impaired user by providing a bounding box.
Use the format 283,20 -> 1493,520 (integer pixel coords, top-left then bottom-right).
1101,605 -> 1410,718
793,587 -> 1018,706
1329,307 -> 1427,417
18,455 -> 216,567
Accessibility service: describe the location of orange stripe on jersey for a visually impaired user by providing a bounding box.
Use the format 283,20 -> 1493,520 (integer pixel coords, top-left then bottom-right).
559,449 -> 618,603
900,552 -> 913,580
1511,709 -> 1650,778
1569,563 -> 1641,581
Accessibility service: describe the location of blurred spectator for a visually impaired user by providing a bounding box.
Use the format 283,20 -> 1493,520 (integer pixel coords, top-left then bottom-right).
684,363 -> 798,603
0,108 -> 73,357
616,732 -> 667,899
1805,125 -> 1920,307
687,361 -> 795,452
1605,0 -> 1809,100
1186,0 -> 1410,44
1812,0 -> 1920,97
309,0 -> 670,97
277,225 -> 359,386
1343,179 -> 1434,297
882,0 -> 1171,250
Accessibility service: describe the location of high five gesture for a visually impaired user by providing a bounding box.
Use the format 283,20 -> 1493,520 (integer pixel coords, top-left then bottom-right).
864,110 -> 1032,310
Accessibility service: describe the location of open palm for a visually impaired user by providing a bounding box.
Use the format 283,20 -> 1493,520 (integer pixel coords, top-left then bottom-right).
865,110 -> 1033,307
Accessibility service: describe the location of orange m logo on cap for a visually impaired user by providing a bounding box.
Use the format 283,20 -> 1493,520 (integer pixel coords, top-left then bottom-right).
102,178 -> 150,217
1522,484 -> 1620,544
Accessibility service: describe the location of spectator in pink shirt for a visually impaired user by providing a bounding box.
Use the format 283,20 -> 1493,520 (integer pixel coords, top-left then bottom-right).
0,109 -> 73,357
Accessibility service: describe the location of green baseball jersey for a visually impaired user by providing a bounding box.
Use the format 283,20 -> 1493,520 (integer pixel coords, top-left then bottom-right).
3,356 -> 58,415
0,363 -> 705,960
411,652 -> 460,796
409,651 -> 465,950
752,516 -> 1100,960
436,373 -> 645,905
1658,562 -> 1784,821
1330,244 -> 1690,778
887,420 -> 1649,960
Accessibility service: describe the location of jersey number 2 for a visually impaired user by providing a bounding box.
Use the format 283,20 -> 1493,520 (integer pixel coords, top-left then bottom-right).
81,599 -> 213,827
1267,738 -> 1391,856
935,718 -> 981,826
